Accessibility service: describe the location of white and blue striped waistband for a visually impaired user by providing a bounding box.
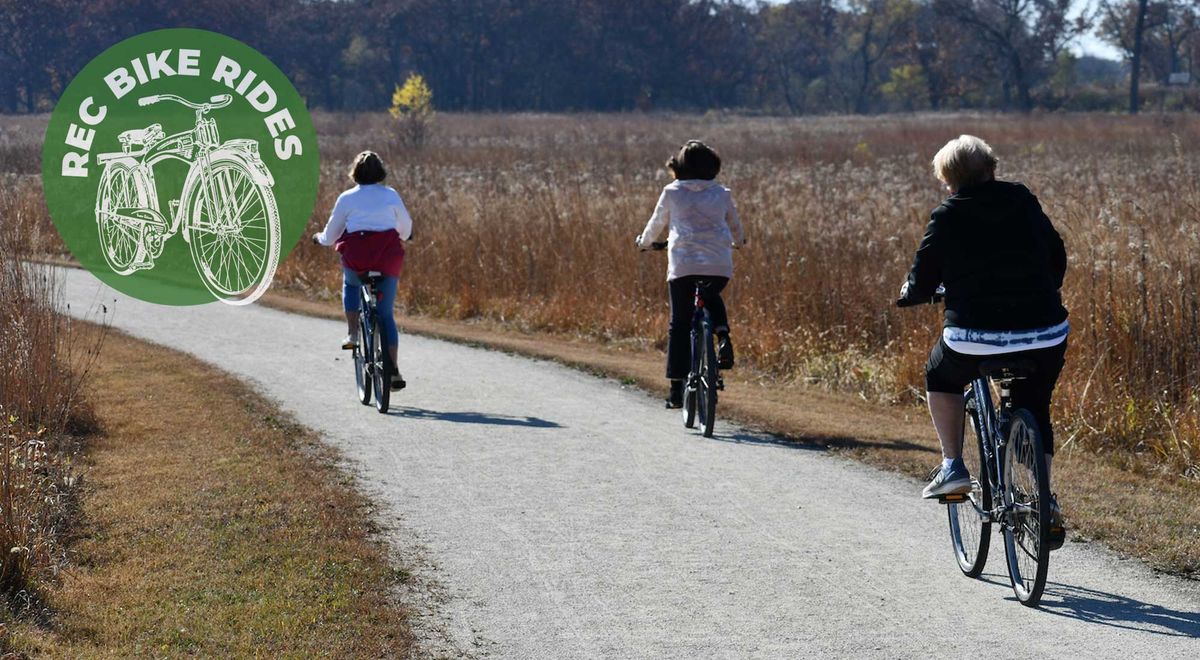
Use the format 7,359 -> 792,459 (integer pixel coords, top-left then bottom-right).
943,320 -> 1069,356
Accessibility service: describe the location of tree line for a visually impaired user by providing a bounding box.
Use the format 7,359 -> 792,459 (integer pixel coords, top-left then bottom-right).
1,0 -> 1197,115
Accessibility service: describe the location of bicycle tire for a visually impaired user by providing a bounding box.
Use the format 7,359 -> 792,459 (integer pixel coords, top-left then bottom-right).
683,329 -> 700,428
700,325 -> 717,438
373,312 -> 390,414
948,383 -> 993,577
355,308 -> 371,405
185,157 -> 280,305
95,162 -> 151,275
1002,408 -> 1051,607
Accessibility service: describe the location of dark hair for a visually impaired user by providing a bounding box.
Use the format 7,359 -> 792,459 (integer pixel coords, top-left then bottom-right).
350,151 -> 387,185
666,140 -> 721,180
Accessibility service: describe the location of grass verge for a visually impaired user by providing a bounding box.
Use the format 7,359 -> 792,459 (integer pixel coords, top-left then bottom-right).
4,327 -> 413,656
266,290 -> 1200,579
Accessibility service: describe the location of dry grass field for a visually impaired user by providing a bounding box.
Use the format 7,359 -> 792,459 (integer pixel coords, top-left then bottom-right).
8,110 -> 1200,480
282,111 -> 1200,482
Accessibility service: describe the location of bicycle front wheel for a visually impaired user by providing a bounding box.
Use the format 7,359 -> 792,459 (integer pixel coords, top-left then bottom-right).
698,328 -> 717,438
185,158 -> 280,304
948,385 -> 992,577
373,313 -> 391,414
1002,409 -> 1051,607
682,330 -> 700,429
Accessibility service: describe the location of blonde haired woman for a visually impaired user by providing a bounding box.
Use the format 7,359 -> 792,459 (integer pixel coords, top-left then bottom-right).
897,135 -> 1068,549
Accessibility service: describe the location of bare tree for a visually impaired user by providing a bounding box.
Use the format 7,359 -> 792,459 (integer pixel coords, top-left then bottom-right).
936,0 -> 1086,112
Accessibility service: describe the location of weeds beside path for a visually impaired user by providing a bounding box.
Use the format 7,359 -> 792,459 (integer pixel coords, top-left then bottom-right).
7,328 -> 413,656
267,291 -> 1200,579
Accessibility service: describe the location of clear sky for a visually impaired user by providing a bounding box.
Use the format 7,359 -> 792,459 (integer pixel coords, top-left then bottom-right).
1072,0 -> 1123,59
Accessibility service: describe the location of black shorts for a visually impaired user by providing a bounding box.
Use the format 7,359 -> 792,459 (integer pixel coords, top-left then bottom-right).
926,337 -> 1067,453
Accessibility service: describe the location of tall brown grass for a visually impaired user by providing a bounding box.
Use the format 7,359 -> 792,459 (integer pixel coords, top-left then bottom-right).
282,111 -> 1200,479
7,111 -> 1199,478
0,178 -> 100,611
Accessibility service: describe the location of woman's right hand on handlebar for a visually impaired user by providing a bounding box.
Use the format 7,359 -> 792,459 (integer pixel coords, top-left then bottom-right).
896,282 -> 946,307
636,234 -> 668,251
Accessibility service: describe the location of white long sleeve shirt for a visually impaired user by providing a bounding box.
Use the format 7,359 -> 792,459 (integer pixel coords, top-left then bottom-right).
636,179 -> 745,280
315,184 -> 413,246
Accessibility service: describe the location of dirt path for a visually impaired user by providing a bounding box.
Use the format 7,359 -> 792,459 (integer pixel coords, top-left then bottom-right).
61,268 -> 1200,658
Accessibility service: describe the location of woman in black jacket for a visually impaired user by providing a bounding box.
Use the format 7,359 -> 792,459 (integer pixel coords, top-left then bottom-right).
897,134 -> 1068,548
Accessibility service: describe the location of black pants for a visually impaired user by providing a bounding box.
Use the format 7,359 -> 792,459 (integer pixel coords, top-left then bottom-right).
667,276 -> 729,380
925,338 -> 1067,454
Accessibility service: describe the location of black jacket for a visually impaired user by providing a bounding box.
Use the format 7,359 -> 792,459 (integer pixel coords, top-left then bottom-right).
900,180 -> 1068,330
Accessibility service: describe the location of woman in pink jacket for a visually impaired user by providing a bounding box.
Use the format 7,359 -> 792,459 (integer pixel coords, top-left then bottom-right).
637,140 -> 747,408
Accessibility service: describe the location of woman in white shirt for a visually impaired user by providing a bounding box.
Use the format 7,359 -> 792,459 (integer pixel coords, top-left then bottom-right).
637,140 -> 747,408
312,151 -> 413,390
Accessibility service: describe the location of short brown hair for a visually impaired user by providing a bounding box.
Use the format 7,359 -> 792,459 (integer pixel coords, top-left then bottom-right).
932,135 -> 997,190
666,140 -> 721,180
350,151 -> 387,185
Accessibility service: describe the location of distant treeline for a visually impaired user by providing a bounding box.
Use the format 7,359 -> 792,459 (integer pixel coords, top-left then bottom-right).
2,0 -> 1197,114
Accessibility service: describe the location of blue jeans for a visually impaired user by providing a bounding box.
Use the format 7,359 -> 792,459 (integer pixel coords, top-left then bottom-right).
343,267 -> 399,347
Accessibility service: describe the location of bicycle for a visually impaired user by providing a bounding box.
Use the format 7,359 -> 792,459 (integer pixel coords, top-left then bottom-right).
646,241 -> 723,437
94,93 -> 280,305
352,271 -> 403,414
899,289 -> 1053,607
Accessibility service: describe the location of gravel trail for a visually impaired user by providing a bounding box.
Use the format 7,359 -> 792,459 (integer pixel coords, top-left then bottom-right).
61,268 -> 1199,659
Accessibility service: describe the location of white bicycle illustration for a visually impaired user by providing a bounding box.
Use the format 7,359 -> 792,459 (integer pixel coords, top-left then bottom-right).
94,93 -> 280,305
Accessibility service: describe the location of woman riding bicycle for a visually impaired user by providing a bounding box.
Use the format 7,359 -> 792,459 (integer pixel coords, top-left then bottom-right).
312,151 -> 412,390
897,135 -> 1068,548
636,140 -> 746,408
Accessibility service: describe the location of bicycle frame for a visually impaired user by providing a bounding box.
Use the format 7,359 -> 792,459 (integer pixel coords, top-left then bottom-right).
688,287 -> 714,387
96,96 -> 272,245
965,376 -> 1020,527
359,278 -> 382,353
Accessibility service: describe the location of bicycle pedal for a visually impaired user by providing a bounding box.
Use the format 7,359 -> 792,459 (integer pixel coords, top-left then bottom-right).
717,379 -> 725,391
936,493 -> 970,504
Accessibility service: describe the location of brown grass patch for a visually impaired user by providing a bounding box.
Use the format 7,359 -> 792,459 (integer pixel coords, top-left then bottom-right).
5,328 -> 413,656
266,291 -> 1200,578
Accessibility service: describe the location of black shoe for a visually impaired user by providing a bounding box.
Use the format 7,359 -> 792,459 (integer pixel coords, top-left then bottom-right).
1047,494 -> 1066,550
717,334 -> 734,369
665,380 -> 683,408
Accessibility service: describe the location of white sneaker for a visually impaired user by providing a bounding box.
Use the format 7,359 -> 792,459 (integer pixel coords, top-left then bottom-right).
341,334 -> 359,350
922,462 -> 972,499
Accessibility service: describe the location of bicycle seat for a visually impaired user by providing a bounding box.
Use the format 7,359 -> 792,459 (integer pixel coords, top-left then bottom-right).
978,358 -> 1037,380
357,271 -> 385,282
118,123 -> 165,152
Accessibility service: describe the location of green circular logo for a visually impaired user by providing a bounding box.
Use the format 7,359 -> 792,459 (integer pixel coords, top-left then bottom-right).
42,28 -> 318,306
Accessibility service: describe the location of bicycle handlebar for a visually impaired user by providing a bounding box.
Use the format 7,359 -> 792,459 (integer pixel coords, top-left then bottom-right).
896,284 -> 946,308
635,235 -> 669,252
138,94 -> 233,111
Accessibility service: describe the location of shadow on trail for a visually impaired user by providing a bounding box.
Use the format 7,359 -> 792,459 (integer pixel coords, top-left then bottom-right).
976,572 -> 1200,638
1039,581 -> 1200,638
710,429 -> 937,455
391,406 -> 563,429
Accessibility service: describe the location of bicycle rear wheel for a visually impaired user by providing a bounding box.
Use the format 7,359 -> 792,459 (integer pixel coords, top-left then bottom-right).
948,384 -> 992,577
698,327 -> 717,438
355,311 -> 371,405
373,312 -> 390,414
1002,409 -> 1051,607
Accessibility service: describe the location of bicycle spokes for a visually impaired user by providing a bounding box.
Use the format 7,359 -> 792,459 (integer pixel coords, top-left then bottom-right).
189,162 -> 271,295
